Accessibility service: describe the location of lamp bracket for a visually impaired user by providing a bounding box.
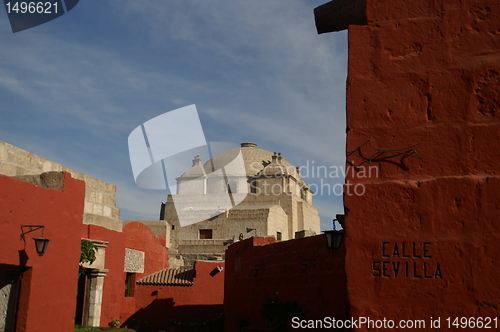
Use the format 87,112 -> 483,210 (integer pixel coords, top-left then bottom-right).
20,225 -> 45,240
335,214 -> 345,228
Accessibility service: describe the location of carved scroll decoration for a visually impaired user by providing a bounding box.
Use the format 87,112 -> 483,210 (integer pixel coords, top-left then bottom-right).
347,140 -> 423,170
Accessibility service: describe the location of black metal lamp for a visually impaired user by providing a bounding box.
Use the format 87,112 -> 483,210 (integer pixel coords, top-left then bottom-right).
21,225 -> 50,256
300,260 -> 315,272
33,237 -> 51,256
252,265 -> 265,277
324,219 -> 344,251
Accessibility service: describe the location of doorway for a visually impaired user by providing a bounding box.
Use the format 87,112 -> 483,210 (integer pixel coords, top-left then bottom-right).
74,271 -> 91,326
0,265 -> 23,332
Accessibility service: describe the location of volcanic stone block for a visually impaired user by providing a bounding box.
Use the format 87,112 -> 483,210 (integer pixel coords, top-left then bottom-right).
478,176 -> 500,232
369,18 -> 451,79
473,64 -> 500,120
468,123 -> 500,174
427,69 -> 474,122
13,171 -> 66,191
347,25 -> 374,80
366,0 -> 445,23
346,124 -> 471,181
441,4 -> 500,59
345,176 -> 500,319
347,76 -> 430,130
337,0 -> 500,325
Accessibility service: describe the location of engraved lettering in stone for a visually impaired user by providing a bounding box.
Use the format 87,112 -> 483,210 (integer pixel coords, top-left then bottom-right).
372,242 -> 442,279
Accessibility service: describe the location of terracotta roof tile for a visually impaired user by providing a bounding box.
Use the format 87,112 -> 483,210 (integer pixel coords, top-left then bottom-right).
137,268 -> 194,286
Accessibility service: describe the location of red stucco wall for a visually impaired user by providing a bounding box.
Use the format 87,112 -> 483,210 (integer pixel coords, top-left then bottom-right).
224,236 -> 348,331
343,0 -> 500,328
0,171 -> 197,331
124,260 -> 225,331
0,172 -> 85,332
119,221 -> 170,325
123,222 -> 169,277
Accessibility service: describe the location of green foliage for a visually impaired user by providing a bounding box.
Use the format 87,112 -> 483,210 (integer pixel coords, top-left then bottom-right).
74,325 -> 135,332
236,317 -> 249,331
261,295 -> 305,332
74,326 -> 101,332
109,319 -> 121,328
80,239 -> 98,264
74,326 -> 102,332
166,314 -> 224,330
79,239 -> 98,278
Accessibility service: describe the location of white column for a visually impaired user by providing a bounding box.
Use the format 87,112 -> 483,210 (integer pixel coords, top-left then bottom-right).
86,269 -> 108,327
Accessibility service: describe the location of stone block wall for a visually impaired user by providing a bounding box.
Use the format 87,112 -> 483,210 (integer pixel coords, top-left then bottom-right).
173,207 -> 277,242
331,0 -> 500,326
0,141 -> 121,231
265,205 -> 290,240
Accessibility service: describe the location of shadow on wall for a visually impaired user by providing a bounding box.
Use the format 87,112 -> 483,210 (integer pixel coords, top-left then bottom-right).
124,298 -> 223,332
224,236 -> 349,332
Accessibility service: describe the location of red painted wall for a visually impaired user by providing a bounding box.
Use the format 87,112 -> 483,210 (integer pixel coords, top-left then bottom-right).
0,172 -> 85,332
123,222 -> 169,277
342,0 -> 500,328
119,221 -> 170,325
79,203 -> 224,330
224,236 -> 348,332
0,172 -> 203,331
124,260 -> 225,331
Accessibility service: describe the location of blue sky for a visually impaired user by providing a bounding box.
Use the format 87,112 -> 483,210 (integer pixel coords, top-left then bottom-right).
0,0 -> 348,230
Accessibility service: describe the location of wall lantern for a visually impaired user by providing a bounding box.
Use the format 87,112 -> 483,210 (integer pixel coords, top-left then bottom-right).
301,260 -> 315,272
324,218 -> 343,252
210,266 -> 224,277
33,237 -> 51,256
252,265 -> 265,277
21,225 -> 51,256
